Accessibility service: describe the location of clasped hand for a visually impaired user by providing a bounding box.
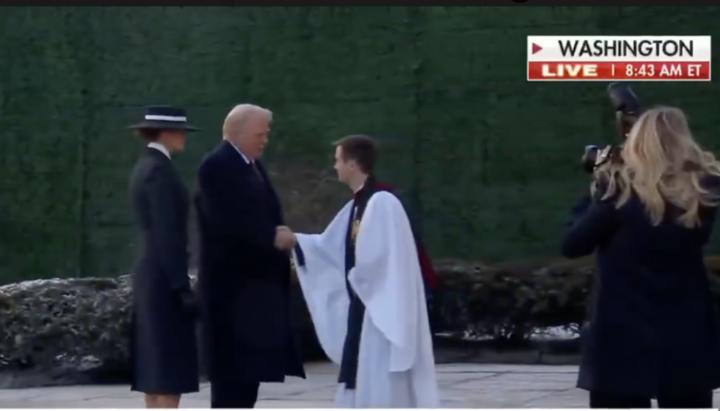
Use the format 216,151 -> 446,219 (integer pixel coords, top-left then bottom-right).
274,225 -> 296,250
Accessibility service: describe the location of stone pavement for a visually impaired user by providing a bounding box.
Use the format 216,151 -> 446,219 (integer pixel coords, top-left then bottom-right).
0,362 -> 718,408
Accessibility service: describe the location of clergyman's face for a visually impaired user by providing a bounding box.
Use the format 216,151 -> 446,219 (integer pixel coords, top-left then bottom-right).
334,146 -> 354,183
237,114 -> 269,159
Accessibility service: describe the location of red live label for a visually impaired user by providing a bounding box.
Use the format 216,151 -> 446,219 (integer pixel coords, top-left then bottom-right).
527,61 -> 710,81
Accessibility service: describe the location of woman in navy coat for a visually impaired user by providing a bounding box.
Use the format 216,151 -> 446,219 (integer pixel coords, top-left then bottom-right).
562,106 -> 720,408
128,107 -> 200,408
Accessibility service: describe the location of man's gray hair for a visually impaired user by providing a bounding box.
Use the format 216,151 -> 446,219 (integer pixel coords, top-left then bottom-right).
222,104 -> 272,139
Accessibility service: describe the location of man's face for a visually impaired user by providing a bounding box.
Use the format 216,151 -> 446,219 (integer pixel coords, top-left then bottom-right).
334,146 -> 355,183
159,129 -> 187,152
237,114 -> 269,159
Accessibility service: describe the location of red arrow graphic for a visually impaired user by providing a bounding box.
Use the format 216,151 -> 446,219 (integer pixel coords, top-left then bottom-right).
532,43 -> 542,54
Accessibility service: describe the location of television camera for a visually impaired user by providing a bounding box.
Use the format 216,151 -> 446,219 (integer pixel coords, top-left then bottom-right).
580,82 -> 644,174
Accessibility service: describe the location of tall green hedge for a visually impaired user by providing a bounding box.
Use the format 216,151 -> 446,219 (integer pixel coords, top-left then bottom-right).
1,7 -> 720,284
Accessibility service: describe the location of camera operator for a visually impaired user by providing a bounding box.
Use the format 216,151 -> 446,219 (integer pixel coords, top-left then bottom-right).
561,106 -> 720,408
570,83 -> 641,226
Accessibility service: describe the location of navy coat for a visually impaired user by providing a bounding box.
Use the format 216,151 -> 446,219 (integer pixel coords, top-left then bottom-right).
562,176 -> 720,397
129,148 -> 199,394
195,141 -> 305,384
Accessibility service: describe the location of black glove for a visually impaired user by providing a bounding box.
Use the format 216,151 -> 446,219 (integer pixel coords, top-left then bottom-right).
176,286 -> 198,318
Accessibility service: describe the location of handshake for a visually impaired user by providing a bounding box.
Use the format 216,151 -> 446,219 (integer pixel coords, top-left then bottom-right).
274,225 -> 296,251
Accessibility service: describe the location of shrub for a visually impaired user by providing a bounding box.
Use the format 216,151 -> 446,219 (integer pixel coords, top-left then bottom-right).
431,256 -> 720,343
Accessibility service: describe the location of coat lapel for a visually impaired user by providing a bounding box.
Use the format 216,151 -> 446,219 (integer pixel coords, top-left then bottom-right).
146,148 -> 184,187
255,160 -> 284,224
146,146 -> 171,164
219,142 -> 284,224
220,140 -> 253,175
145,147 -> 188,209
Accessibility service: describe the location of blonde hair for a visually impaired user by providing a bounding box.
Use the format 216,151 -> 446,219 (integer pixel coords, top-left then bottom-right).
596,106 -> 720,227
222,104 -> 272,139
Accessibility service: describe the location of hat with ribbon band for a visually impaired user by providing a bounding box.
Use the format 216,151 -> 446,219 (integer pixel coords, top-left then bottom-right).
128,105 -> 199,131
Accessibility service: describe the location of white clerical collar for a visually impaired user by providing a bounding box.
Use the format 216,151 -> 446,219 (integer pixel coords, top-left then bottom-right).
228,141 -> 252,164
148,142 -> 170,159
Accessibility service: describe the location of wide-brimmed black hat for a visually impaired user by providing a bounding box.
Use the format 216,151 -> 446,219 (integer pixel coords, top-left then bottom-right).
128,105 -> 199,131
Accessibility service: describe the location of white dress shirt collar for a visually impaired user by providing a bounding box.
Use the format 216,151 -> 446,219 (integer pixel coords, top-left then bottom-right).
147,142 -> 170,159
228,141 -> 252,164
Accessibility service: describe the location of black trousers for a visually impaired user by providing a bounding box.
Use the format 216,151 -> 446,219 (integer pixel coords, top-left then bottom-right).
590,390 -> 713,408
210,382 -> 260,408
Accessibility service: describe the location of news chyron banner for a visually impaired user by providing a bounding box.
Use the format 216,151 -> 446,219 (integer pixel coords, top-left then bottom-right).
527,36 -> 711,81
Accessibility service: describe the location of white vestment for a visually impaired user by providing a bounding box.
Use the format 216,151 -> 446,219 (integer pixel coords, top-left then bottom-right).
292,191 -> 440,408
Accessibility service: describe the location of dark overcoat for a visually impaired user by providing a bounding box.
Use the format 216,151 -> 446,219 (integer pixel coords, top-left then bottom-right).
129,147 -> 199,394
562,175 -> 720,398
194,141 -> 305,384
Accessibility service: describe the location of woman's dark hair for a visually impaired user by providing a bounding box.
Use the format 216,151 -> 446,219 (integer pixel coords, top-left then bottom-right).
136,128 -> 161,142
333,134 -> 377,174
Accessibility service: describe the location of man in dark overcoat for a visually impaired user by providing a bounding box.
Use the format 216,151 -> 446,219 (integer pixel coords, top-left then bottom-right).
128,106 -> 200,408
195,104 -> 305,408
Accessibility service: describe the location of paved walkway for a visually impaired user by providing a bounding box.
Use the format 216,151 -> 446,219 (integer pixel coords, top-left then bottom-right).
0,362 -> 718,408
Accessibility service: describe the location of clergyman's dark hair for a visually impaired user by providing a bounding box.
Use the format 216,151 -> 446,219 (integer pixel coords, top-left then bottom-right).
333,134 -> 377,174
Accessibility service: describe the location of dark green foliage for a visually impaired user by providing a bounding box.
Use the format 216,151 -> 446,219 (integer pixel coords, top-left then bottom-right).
432,256 -> 720,341
0,275 -> 131,371
1,7 -> 720,284
433,259 -> 591,340
4,257 -> 720,374
0,271 -> 324,379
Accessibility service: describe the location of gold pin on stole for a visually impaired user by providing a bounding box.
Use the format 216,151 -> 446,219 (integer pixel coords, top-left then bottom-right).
351,218 -> 361,244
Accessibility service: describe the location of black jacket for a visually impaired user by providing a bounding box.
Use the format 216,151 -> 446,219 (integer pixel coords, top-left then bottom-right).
195,141 -> 305,384
562,175 -> 720,397
129,147 -> 198,394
